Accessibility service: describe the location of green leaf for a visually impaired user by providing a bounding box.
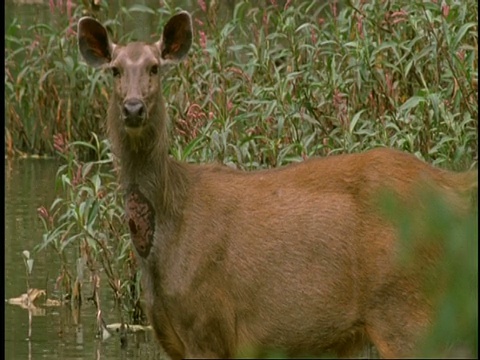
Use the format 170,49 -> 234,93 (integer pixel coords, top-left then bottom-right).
399,96 -> 426,113
349,109 -> 367,134
451,23 -> 476,50
27,259 -> 34,274
87,200 -> 100,226
127,4 -> 155,14
182,135 -> 205,160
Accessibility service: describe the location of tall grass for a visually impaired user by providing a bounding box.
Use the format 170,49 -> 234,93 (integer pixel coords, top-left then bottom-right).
8,0 -> 477,356
173,0 -> 478,170
5,0 -> 477,165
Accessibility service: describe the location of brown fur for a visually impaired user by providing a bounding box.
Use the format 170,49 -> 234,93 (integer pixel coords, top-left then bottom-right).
77,12 -> 477,359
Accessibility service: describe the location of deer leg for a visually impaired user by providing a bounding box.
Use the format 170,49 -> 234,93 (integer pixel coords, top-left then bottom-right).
365,287 -> 430,359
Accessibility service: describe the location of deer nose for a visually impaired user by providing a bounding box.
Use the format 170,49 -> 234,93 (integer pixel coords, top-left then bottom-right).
123,99 -> 145,127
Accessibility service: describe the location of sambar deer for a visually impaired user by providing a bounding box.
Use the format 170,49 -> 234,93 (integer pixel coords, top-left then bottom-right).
77,11 -> 477,359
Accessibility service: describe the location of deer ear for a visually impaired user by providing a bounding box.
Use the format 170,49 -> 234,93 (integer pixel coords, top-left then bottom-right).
78,17 -> 116,68
157,11 -> 193,63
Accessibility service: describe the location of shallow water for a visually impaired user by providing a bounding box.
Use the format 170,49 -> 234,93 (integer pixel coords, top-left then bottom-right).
5,158 -> 162,360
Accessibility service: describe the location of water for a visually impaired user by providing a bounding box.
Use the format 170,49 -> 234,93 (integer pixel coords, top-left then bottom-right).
5,158 -> 58,359
4,159 -> 161,359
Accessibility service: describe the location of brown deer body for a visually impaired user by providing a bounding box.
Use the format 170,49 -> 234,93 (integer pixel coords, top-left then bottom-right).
78,12 -> 477,359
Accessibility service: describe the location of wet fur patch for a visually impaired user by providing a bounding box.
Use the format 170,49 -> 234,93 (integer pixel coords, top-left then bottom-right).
125,184 -> 155,258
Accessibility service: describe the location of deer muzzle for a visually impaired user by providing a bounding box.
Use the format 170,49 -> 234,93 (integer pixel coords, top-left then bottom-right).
123,98 -> 146,129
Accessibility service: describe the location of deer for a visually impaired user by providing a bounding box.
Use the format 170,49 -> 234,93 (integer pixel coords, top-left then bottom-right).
77,11 -> 477,359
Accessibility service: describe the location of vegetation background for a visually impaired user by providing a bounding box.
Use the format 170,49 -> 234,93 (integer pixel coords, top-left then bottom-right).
5,0 -> 477,357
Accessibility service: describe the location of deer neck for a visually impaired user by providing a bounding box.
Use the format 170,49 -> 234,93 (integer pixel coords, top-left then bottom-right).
108,95 -> 188,217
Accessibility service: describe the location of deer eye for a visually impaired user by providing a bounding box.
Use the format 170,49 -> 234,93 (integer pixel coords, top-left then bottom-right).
150,65 -> 159,75
111,66 -> 121,78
